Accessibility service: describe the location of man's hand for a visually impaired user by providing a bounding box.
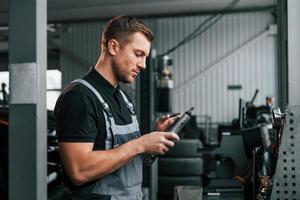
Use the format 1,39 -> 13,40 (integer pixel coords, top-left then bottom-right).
137,132 -> 180,155
58,131 -> 180,186
154,113 -> 181,131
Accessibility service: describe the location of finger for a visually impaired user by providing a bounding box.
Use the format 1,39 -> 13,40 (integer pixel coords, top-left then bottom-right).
162,138 -> 175,148
169,112 -> 181,118
164,132 -> 180,142
162,113 -> 181,121
167,117 -> 178,125
158,115 -> 168,122
160,145 -> 169,154
163,146 -> 170,153
168,114 -> 182,125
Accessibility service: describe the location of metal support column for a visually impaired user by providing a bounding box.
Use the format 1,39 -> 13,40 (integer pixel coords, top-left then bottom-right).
9,0 -> 47,199
276,0 -> 288,110
138,50 -> 157,200
287,0 -> 300,105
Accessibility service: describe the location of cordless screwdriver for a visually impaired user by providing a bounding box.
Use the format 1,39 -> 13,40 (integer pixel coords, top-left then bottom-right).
144,107 -> 194,165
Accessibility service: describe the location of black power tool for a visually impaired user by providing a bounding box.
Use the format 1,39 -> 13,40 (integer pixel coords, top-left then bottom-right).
144,107 -> 194,165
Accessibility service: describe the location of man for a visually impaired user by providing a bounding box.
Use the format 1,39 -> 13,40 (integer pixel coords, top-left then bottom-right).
55,15 -> 180,200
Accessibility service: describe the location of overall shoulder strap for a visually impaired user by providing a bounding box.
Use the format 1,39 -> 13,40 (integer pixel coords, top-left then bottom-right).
72,78 -> 115,149
72,79 -> 113,118
119,90 -> 135,115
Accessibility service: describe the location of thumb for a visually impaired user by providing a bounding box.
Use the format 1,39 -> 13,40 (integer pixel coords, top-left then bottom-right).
158,115 -> 170,122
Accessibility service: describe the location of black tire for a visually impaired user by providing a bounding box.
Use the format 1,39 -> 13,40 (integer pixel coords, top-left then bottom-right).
159,157 -> 203,176
0,163 -> 8,200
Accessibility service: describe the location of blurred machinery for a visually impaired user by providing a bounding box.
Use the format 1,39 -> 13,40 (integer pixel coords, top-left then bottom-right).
233,89 -> 273,130
155,55 -> 174,113
233,105 -> 300,200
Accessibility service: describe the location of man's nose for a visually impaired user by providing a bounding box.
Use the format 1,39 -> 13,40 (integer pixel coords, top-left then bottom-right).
137,58 -> 146,69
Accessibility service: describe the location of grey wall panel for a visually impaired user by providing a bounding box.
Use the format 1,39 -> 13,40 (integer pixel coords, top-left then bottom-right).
60,11 -> 276,123
288,0 -> 300,105
153,12 -> 276,123
60,22 -> 105,86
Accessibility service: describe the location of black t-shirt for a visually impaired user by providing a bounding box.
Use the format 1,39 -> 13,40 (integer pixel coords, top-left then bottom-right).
54,67 -> 134,192
55,67 -> 133,149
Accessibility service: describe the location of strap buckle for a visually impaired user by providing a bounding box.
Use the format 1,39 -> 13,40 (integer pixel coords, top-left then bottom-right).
128,102 -> 135,115
102,102 -> 112,117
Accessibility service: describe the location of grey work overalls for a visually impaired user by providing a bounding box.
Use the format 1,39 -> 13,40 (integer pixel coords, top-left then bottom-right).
73,79 -> 143,200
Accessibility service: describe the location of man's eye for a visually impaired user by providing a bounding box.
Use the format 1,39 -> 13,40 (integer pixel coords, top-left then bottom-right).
135,52 -> 143,56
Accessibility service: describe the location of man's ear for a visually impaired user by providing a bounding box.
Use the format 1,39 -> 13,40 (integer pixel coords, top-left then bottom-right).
107,39 -> 119,56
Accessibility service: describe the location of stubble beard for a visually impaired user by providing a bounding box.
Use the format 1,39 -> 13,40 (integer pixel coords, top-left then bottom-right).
111,59 -> 132,84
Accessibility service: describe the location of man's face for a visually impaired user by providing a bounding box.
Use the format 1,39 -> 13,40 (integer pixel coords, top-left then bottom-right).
111,32 -> 151,84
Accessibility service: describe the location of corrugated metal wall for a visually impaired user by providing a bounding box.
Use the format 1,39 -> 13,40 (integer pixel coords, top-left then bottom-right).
60,22 -> 105,86
60,11 -> 276,123
154,12 -> 276,123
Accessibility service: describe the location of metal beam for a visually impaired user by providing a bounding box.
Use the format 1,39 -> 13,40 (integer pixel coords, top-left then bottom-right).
138,50 -> 158,200
276,0 -> 288,110
9,0 -> 47,200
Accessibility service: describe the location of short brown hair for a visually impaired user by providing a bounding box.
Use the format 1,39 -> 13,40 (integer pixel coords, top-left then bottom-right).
102,15 -> 154,48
